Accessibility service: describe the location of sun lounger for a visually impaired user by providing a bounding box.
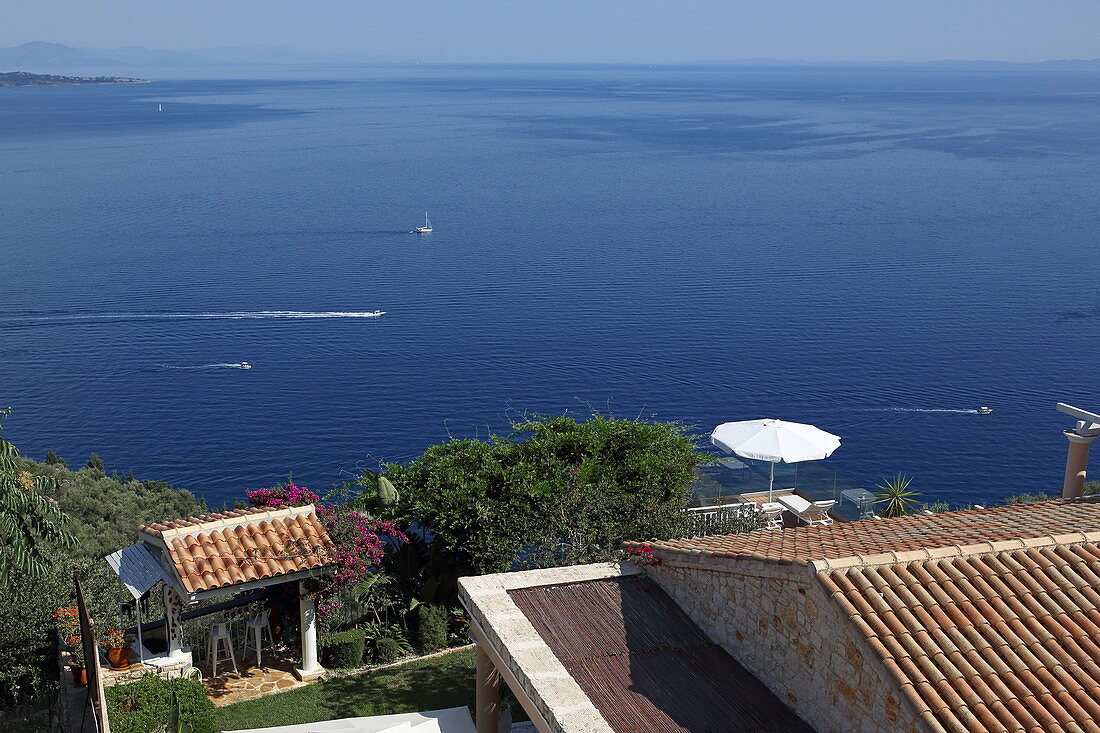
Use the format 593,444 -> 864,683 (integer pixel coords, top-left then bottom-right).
759,502 -> 785,530
776,495 -> 835,526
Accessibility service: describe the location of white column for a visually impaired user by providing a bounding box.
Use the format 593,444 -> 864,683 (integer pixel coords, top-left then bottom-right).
1063,430 -> 1098,499
296,581 -> 323,678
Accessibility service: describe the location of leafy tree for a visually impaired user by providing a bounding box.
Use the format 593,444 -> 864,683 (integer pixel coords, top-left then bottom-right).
378,413 -> 703,578
0,410 -> 75,579
0,439 -> 204,712
44,450 -> 62,466
873,473 -> 921,518
86,452 -> 104,472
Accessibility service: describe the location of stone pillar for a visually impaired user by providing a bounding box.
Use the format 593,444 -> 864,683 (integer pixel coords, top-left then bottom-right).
162,585 -> 185,659
475,645 -> 500,733
1062,430 -> 1098,498
295,581 -> 324,679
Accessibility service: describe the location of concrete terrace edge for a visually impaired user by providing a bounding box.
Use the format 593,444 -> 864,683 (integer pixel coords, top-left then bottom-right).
459,562 -> 641,733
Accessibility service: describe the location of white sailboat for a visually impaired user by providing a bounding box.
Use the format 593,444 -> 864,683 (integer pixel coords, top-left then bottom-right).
415,212 -> 433,233
158,104 -> 163,112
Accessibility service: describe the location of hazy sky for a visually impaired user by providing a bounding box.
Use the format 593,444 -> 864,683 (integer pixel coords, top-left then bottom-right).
6,0 -> 1100,63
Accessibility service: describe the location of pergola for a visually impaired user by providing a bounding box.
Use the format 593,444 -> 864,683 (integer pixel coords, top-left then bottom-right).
105,504 -> 335,679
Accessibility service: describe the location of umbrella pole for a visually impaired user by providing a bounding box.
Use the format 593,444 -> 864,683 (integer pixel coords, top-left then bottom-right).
769,462 -> 775,502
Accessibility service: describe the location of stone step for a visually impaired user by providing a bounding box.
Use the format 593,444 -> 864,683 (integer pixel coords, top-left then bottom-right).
229,707 -> 473,733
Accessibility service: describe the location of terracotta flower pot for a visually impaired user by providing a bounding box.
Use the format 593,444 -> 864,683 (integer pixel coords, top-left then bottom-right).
70,666 -> 87,687
107,646 -> 130,670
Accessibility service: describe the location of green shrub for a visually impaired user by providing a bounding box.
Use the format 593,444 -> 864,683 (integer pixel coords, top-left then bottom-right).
1003,492 -> 1057,505
361,621 -> 413,664
1003,481 -> 1100,505
105,676 -> 216,733
373,637 -> 407,664
321,628 -> 365,669
416,604 -> 448,654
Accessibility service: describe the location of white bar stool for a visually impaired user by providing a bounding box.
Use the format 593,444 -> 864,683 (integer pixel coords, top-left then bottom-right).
207,622 -> 238,677
243,609 -> 274,668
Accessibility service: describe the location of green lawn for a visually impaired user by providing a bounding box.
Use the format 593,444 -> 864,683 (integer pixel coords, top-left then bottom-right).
217,647 -> 476,731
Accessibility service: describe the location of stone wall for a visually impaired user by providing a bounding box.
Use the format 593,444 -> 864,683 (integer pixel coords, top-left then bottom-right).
647,554 -> 925,733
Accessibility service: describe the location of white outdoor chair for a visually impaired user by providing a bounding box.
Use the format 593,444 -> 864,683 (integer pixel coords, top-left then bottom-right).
777,495 -> 836,527
207,623 -> 238,677
243,608 -> 273,668
759,502 -> 785,530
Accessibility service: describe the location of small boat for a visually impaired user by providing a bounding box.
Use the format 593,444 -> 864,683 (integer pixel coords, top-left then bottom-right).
977,406 -> 992,415
239,362 -> 252,370
158,104 -> 163,112
371,310 -> 386,317
414,212 -> 433,234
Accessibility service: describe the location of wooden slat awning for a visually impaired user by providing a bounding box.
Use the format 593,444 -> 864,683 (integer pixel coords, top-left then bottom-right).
510,575 -> 813,733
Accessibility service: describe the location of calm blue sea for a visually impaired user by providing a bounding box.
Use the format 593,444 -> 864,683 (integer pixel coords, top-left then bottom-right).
3,64 -> 1099,508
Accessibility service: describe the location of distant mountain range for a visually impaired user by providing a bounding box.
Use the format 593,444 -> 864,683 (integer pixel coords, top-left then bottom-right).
693,57 -> 1100,70
3,41 -> 1100,71
0,41 -> 357,69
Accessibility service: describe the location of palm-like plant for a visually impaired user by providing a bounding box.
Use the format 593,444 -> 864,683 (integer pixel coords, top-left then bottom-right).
873,473 -> 920,518
0,410 -> 75,579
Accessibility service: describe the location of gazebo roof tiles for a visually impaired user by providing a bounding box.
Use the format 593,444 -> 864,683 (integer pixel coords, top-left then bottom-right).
139,504 -> 334,594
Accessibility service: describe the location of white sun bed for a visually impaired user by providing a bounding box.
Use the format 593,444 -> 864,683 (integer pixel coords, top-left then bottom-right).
759,502 -> 785,530
777,495 -> 836,526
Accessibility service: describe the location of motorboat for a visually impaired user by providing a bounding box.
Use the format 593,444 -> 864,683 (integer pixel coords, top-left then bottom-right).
370,310 -> 386,317
239,362 -> 252,370
977,406 -> 992,415
414,212 -> 433,234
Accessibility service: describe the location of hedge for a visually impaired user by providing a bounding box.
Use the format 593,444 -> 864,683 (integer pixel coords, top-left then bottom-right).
321,628 -> 366,669
104,676 -> 217,733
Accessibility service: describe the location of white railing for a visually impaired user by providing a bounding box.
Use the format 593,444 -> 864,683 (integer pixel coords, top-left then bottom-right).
683,502 -> 761,535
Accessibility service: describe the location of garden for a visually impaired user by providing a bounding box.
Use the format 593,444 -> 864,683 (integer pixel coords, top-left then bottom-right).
5,410 -> 755,731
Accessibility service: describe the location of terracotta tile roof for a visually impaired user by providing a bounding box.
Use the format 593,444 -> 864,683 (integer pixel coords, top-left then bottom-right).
139,504 -> 335,594
820,541 -> 1100,733
510,575 -> 813,733
636,498 -> 1100,565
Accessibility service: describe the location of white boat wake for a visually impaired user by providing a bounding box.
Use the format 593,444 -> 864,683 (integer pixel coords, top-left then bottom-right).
1,310 -> 386,325
159,363 -> 252,370
864,407 -> 981,414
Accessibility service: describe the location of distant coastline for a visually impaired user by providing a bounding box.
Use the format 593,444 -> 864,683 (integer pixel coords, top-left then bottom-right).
0,71 -> 148,87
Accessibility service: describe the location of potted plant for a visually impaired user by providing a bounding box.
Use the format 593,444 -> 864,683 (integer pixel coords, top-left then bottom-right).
68,640 -> 87,686
101,626 -> 130,670
54,606 -> 80,647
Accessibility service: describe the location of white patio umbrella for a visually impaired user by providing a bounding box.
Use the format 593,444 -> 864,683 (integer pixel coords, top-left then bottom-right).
711,419 -> 841,502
